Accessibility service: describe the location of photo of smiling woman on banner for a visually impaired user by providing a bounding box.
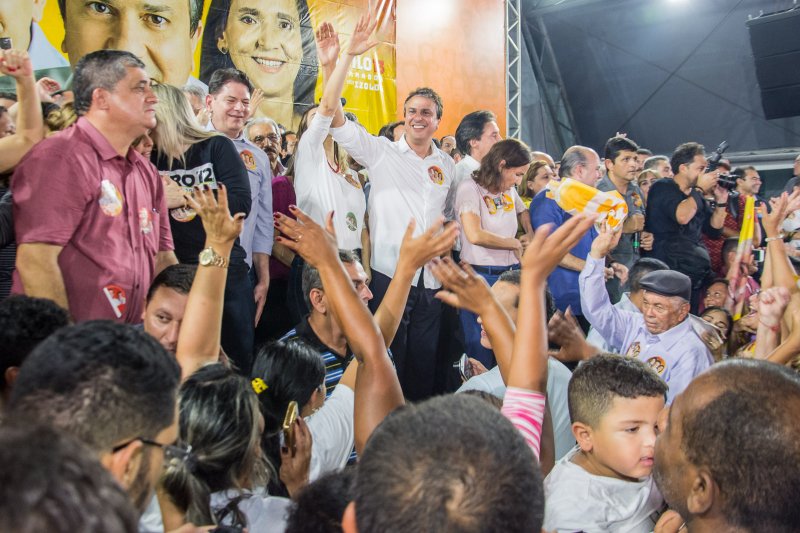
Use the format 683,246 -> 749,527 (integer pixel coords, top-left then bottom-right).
200,0 -> 318,131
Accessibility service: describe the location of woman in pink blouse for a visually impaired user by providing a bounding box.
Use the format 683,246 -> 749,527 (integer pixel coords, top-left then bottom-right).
455,139 -> 534,366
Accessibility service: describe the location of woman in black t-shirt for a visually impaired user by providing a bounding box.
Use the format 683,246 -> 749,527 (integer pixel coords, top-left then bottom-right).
151,83 -> 255,373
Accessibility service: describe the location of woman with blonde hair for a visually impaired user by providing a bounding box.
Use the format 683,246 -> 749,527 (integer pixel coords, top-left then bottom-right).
150,83 -> 256,373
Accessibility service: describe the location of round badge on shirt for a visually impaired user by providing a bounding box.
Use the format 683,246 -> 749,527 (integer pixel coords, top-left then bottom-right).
428,166 -> 444,185
99,179 -> 123,217
240,150 -> 257,171
646,356 -> 667,376
171,206 -> 197,222
346,212 -> 358,232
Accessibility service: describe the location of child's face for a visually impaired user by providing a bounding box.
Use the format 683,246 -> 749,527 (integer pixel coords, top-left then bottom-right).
585,395 -> 665,481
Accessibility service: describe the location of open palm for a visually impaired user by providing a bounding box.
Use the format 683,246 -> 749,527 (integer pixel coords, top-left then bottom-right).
315,22 -> 340,67
347,11 -> 379,56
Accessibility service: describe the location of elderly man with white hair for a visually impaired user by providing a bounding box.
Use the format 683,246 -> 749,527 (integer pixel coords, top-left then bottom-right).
579,224 -> 713,403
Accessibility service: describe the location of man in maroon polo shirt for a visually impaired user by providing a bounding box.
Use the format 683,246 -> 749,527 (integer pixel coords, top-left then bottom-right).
12,50 -> 177,323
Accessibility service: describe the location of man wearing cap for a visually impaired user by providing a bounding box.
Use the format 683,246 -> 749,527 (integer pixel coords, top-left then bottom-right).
579,226 -> 713,403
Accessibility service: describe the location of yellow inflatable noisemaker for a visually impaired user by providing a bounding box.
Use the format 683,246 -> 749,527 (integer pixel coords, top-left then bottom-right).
545,178 -> 629,230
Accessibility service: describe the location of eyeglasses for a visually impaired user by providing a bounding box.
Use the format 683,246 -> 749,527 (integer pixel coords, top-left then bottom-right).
112,437 -> 193,465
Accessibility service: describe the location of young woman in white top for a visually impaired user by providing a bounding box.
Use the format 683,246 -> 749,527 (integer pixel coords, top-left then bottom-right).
454,139 -> 534,367
161,363 -> 292,531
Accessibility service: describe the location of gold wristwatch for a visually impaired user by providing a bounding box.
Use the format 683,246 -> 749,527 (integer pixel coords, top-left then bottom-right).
198,247 -> 228,268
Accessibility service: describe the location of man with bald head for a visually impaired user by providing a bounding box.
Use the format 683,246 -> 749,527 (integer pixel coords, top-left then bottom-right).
530,145 -> 602,330
654,359 -> 800,532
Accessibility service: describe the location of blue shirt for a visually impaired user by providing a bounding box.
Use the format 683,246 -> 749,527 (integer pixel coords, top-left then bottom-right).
579,255 -> 713,403
530,189 -> 597,314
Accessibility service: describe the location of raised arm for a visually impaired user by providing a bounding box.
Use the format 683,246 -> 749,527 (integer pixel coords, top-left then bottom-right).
0,49 -> 43,173
760,192 -> 800,292
374,218 -> 457,346
175,184 -> 245,380
318,12 -> 378,127
274,207 -> 403,454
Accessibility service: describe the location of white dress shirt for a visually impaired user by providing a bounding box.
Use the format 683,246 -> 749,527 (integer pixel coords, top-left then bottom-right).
331,120 -> 454,288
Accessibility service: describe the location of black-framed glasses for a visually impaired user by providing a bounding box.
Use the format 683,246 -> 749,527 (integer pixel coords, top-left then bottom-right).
112,438 -> 193,465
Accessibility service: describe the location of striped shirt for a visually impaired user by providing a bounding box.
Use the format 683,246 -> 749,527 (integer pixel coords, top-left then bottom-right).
502,387 -> 546,460
280,318 -> 353,397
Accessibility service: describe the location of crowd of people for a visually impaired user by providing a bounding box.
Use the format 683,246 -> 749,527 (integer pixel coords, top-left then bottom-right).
1,6 -> 800,533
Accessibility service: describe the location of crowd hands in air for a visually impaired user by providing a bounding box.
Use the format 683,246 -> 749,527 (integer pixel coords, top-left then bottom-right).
1,6 -> 800,533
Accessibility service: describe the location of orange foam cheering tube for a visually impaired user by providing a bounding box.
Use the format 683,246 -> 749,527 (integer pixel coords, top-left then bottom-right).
545,178 -> 628,229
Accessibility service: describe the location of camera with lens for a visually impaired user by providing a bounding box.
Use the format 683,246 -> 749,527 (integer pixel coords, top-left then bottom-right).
705,140 -> 739,191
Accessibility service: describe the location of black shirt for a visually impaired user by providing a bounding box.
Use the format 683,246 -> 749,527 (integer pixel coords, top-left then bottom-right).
153,136 -> 251,266
645,178 -> 722,254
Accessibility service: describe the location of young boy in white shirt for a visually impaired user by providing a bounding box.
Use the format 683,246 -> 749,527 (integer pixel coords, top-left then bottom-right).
544,354 -> 667,532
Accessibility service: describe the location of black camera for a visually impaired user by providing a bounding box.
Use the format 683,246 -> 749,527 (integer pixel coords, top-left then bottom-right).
0,38 -> 12,50
705,140 -> 740,191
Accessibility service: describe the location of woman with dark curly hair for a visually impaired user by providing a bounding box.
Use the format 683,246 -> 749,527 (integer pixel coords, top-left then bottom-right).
200,0 -> 319,130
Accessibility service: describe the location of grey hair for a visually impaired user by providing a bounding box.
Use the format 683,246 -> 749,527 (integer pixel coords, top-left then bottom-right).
244,117 -> 280,140
72,50 -> 145,115
643,155 -> 669,171
558,145 -> 592,179
182,84 -> 207,100
301,250 -> 359,309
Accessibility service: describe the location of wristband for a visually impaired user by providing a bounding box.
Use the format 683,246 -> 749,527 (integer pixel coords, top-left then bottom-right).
759,319 -> 780,333
765,233 -> 785,243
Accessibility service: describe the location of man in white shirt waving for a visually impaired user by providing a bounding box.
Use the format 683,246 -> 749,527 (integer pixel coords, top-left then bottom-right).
318,13 -> 454,400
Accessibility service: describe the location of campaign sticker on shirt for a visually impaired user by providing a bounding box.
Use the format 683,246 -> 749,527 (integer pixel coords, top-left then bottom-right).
138,207 -> 153,234
631,191 -> 643,209
483,193 -> 514,215
103,284 -> 127,319
646,356 -> 667,376
240,150 -> 257,171
171,206 -> 197,223
346,212 -> 358,232
625,341 -> 641,359
162,163 -> 218,191
428,165 -> 444,185
99,179 -> 123,217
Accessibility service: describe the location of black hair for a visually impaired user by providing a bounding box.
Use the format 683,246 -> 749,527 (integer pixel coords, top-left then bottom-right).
285,467 -> 355,533
301,250 -> 359,309
0,424 -> 138,533
0,296 -> 69,393
72,50 -> 146,115
670,142 -> 705,176
378,120 -> 404,142
604,136 -> 640,163
637,148 -> 653,156
681,360 -> 800,531
403,87 -> 444,120
629,258 -> 669,293
0,91 -> 17,102
354,394 -> 544,532
200,0 -> 318,117
147,264 -> 197,302
8,321 -> 181,454
455,110 -> 496,155
496,270 -> 556,320
721,237 -> 739,258
568,354 -> 668,428
207,68 -> 253,96
162,364 -> 268,528
250,337 -> 325,490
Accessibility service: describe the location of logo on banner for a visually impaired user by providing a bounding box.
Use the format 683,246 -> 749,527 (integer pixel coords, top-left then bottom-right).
428,166 -> 444,185
99,180 -> 123,217
103,284 -> 127,318
646,356 -> 667,376
139,207 -> 153,234
240,150 -> 257,171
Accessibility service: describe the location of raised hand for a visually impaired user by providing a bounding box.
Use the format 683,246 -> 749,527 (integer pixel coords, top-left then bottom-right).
247,88 -> 264,120
346,10 -> 379,56
430,257 -> 495,315
315,21 -> 341,68
0,49 -> 33,79
763,190 -> 800,238
185,184 -> 245,246
523,214 -> 597,279
589,220 -> 622,260
758,286 -> 791,328
274,206 -> 339,269
35,77 -> 61,104
397,217 -> 458,271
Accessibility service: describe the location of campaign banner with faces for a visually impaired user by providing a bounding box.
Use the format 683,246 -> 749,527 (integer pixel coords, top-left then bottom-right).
5,0 -> 396,133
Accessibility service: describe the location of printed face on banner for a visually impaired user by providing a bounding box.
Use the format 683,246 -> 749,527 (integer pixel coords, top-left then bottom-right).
0,0 -> 44,52
61,0 -> 201,85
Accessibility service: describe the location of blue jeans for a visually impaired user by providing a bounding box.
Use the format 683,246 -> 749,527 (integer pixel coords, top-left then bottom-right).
459,263 -> 520,367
